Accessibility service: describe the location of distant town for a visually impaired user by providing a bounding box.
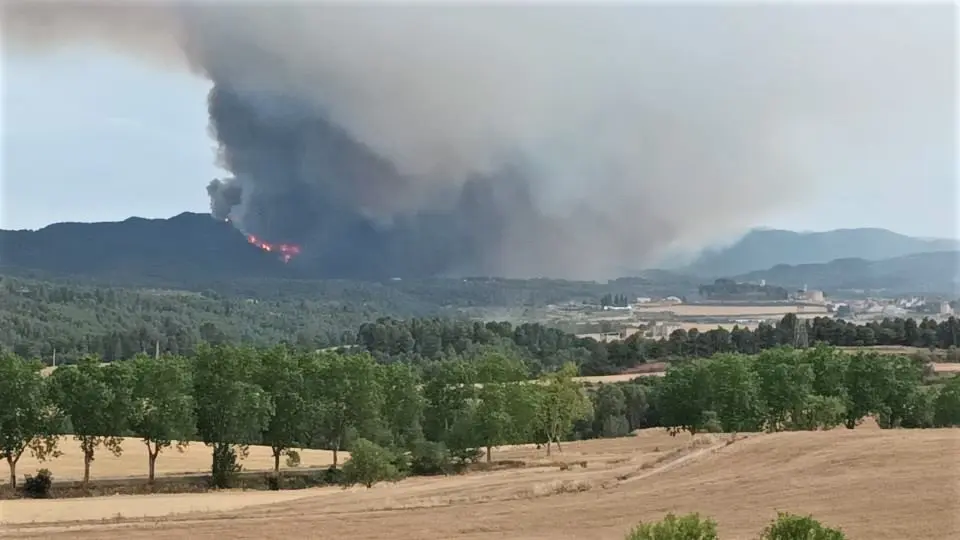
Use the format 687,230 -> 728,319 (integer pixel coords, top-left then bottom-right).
553,278 -> 957,343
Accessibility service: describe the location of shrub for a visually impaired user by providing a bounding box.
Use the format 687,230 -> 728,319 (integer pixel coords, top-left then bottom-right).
22,469 -> 53,499
284,449 -> 302,469
410,441 -> 453,476
760,512 -> 846,540
449,446 -> 484,468
210,444 -> 243,489
341,438 -> 403,488
265,473 -> 281,491
322,465 -> 343,485
701,411 -> 723,434
625,512 -> 718,540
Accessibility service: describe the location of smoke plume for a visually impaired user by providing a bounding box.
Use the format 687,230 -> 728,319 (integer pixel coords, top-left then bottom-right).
3,2 -> 953,278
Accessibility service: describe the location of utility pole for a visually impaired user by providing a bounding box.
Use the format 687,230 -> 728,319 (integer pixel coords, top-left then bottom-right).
155,340 -> 160,360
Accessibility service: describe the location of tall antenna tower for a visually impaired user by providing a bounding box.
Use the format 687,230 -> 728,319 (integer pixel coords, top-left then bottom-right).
793,316 -> 809,349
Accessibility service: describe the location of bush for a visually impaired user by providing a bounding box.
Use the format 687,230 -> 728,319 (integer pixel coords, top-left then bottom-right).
449,446 -> 484,467
410,441 -> 453,476
341,438 -> 403,488
265,473 -> 281,491
284,449 -> 302,469
210,444 -> 243,489
22,469 -> 53,499
760,512 -> 846,540
701,411 -> 723,434
322,465 -> 343,485
625,512 -> 718,540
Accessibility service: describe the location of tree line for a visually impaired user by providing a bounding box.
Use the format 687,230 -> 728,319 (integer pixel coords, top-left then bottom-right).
4,273 -> 960,376
353,314 -> 960,375
0,345 -> 591,490
622,314 -> 960,371
3,344 -> 959,493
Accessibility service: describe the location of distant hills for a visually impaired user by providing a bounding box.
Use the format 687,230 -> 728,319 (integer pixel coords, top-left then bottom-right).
1,215 -> 957,296
733,250 -> 960,296
685,228 -> 959,278
0,212 -> 286,284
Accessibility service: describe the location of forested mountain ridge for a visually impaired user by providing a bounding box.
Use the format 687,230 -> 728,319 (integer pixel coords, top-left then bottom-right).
3,213 -> 957,295
686,228 -> 959,278
733,250 -> 960,294
0,212 -> 286,282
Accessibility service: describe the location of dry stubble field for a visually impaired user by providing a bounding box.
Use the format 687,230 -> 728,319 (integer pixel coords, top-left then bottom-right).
7,437 -> 341,484
3,424 -> 958,540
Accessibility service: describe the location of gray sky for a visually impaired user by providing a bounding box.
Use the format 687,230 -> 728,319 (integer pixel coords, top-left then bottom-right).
2,10 -> 957,242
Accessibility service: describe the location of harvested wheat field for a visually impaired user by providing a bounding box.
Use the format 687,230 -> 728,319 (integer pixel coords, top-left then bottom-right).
4,425 -> 958,540
7,437 -> 341,484
935,363 -> 960,372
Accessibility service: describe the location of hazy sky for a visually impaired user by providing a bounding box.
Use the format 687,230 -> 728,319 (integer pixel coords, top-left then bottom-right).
2,37 -> 957,240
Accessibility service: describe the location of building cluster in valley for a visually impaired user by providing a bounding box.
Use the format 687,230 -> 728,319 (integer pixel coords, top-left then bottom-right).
550,278 -> 957,343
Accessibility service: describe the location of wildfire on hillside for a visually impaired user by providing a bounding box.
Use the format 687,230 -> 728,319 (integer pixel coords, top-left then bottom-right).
247,234 -> 302,263
222,216 -> 302,263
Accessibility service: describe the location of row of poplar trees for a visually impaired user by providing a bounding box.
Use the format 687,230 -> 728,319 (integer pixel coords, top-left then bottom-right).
0,344 -> 591,488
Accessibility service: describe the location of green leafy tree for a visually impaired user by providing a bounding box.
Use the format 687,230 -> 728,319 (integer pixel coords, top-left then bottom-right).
421,359 -> 477,444
933,375 -> 960,427
474,349 -> 529,384
445,398 -> 484,464
193,344 -> 274,488
256,346 -> 311,475
535,363 -> 593,454
805,346 -> 849,400
376,362 -> 425,449
875,355 -> 925,428
48,356 -> 132,487
753,349 -> 814,431
0,353 -> 61,489
897,385 -> 937,429
624,512 -> 718,540
128,353 -> 196,484
341,438 -> 402,488
705,354 -> 764,433
622,382 -> 653,431
503,379 -> 542,445
657,361 -> 713,435
310,352 -> 383,467
790,395 -> 846,431
842,352 -> 889,428
760,512 -> 846,540
474,383 -> 514,462
592,383 -> 630,438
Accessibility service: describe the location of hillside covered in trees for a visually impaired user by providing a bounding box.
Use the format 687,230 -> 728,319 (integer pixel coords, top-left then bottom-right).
685,227 -> 959,278
734,250 -> 960,295
3,274 -> 960,376
3,214 -> 957,296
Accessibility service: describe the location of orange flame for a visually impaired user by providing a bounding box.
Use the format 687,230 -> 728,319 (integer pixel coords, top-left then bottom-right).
246,234 -> 301,263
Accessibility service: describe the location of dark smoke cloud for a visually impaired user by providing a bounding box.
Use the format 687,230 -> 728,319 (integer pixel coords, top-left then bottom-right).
3,2 -> 954,278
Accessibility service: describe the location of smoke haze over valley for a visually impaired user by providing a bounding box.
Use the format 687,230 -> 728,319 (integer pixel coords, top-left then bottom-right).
3,2 -> 954,279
